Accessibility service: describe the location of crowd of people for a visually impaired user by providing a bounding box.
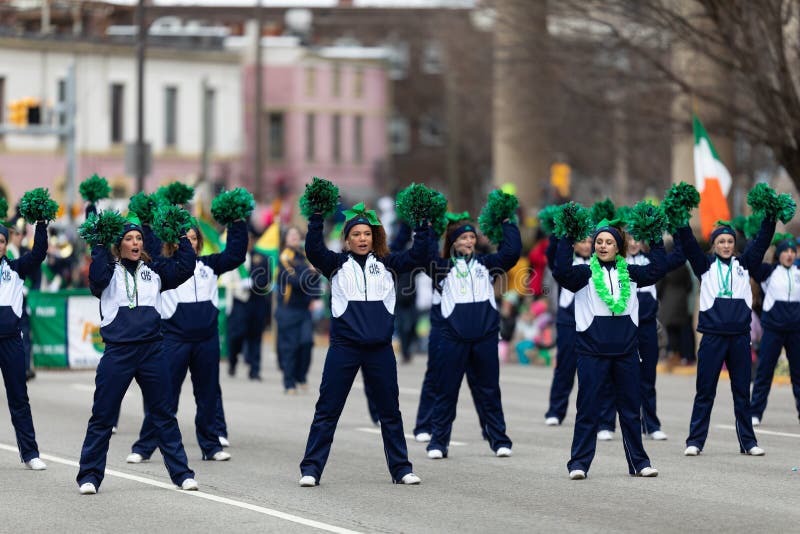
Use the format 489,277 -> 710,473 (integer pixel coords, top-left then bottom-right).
1,177 -> 799,494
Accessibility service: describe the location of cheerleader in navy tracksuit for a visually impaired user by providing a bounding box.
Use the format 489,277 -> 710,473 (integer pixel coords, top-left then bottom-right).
553,221 -> 666,479
425,218 -> 521,459
77,219 -> 198,494
127,220 -> 247,463
750,235 -> 800,425
298,204 -> 427,486
413,214 -> 488,443
544,235 -> 592,426
677,217 -> 775,456
0,220 -> 48,471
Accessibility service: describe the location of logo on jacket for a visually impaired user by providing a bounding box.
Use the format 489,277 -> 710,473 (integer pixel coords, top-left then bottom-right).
736,266 -> 745,277
368,263 -> 381,276
1,270 -> 10,282
140,270 -> 152,282
795,273 -> 800,284
198,268 -> 209,279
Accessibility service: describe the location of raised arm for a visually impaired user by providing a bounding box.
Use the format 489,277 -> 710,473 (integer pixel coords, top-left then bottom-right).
629,241 -> 667,287
552,237 -> 591,292
12,222 -> 48,278
389,221 -> 412,253
752,262 -> 777,283
152,236 -> 196,291
201,220 -> 248,275
482,222 -> 523,273
674,226 -> 710,279
545,234 -> 558,271
304,214 -> 341,280
384,224 -> 431,274
740,217 -> 777,273
141,224 -> 163,259
88,245 -> 116,298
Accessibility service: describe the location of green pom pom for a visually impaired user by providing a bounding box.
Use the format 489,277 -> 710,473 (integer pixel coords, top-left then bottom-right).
211,188 -> 255,226
590,198 -> 616,226
772,232 -> 795,246
538,205 -> 560,235
0,197 -> 8,222
432,216 -> 448,237
776,193 -> 797,224
128,192 -> 160,225
78,210 -> 126,247
478,189 -> 519,245
614,206 -> 632,226
554,202 -> 592,241
732,215 -> 747,232
744,213 -> 764,239
663,182 -> 700,232
79,174 -> 111,203
19,188 -> 58,222
747,183 -> 777,217
299,177 -> 340,219
152,204 -> 192,244
157,182 -> 195,206
625,201 -> 668,243
396,183 -> 447,226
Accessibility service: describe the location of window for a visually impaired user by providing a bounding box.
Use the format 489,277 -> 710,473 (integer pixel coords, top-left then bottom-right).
421,41 -> 444,74
110,83 -> 124,144
305,113 -> 316,162
268,112 -> 285,160
164,86 -> 178,148
389,115 -> 410,154
332,64 -> 341,97
354,68 -> 364,98
386,42 -> 410,80
353,115 -> 363,163
419,113 -> 445,146
305,66 -> 316,97
202,87 -> 216,153
331,114 -> 341,163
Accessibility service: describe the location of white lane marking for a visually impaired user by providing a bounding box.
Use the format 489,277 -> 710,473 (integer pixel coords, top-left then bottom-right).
0,443 -> 362,534
355,427 -> 467,446
716,424 -> 800,439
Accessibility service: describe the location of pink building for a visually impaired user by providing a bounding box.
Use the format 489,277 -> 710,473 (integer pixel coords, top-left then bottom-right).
241,38 -> 390,211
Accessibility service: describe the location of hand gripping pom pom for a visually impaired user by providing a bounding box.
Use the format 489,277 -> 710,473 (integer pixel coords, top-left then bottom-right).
553,202 -> 592,242
299,177 -> 339,219
19,188 -> 58,222
79,174 -> 111,203
625,201 -> 668,244
78,210 -> 127,247
152,205 -> 193,244
211,188 -> 256,226
479,189 -> 519,245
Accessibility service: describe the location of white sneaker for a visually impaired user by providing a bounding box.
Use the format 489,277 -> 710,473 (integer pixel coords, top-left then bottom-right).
79,482 -> 97,495
414,432 -> 432,443
496,447 -> 513,457
597,430 -> 614,441
427,449 -> 444,460
25,458 -> 47,471
747,446 -> 765,456
126,453 -> 147,464
181,478 -> 199,491
299,475 -> 317,487
637,466 -> 659,477
219,436 -> 230,448
545,417 -> 560,426
400,473 -> 421,485
211,451 -> 231,461
646,430 -> 668,441
111,426 -> 117,434
569,469 -> 586,480
684,446 -> 700,456
751,416 -> 761,427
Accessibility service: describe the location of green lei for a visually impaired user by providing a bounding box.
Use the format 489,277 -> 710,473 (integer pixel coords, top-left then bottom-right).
589,254 -> 631,314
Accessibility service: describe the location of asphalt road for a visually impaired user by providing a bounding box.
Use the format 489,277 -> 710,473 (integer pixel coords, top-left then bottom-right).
1,347 -> 799,533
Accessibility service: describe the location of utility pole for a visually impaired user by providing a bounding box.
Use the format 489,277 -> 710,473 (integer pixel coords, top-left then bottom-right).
200,78 -> 211,183
254,0 -> 264,202
135,0 -> 147,193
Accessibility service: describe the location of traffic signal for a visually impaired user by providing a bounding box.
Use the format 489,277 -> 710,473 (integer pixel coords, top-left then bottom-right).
7,99 -> 27,126
25,97 -> 41,125
550,162 -> 571,198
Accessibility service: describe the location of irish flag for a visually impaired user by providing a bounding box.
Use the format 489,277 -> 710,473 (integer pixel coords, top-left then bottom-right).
693,115 -> 732,239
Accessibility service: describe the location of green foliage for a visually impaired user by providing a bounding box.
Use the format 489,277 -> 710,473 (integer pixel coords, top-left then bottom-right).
478,189 -> 519,244
553,201 -> 592,241
78,210 -> 126,246
19,188 -> 58,222
79,174 -> 111,203
211,188 -> 255,226
299,177 -> 340,219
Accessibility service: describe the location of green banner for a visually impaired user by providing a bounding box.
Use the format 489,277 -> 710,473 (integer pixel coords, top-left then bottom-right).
29,291 -> 69,367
